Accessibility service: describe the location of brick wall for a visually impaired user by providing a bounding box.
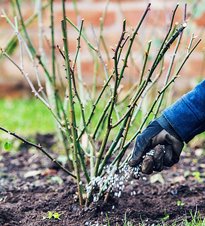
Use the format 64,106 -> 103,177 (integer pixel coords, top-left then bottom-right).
0,0 -> 205,96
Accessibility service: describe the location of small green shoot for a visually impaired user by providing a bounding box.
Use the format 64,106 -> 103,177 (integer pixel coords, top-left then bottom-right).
192,171 -> 203,183
161,213 -> 170,222
123,213 -> 134,226
3,141 -> 12,151
53,212 -> 61,219
47,211 -> 61,220
47,211 -> 53,219
106,213 -> 110,226
176,200 -> 185,207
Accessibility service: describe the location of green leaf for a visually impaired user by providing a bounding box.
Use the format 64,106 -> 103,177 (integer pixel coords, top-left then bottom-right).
176,200 -> 185,207
4,141 -> 12,151
47,211 -> 61,220
53,212 -> 61,219
161,213 -> 170,221
47,211 -> 53,219
192,171 -> 203,183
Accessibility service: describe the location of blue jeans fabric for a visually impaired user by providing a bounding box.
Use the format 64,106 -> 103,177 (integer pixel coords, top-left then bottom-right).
159,80 -> 205,143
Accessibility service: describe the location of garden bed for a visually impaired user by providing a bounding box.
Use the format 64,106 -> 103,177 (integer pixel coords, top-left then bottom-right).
0,134 -> 205,225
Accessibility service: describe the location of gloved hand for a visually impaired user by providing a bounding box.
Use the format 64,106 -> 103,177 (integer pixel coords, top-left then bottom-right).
128,117 -> 184,174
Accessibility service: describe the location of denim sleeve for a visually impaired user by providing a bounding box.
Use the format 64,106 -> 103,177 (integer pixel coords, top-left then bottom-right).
161,80 -> 205,143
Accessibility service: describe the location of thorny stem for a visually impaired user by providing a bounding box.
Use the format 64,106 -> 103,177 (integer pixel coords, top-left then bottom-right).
98,67 -> 164,174
131,64 -> 164,125
2,10 -> 46,99
68,19 -> 93,180
115,109 -> 134,168
77,74 -> 113,141
81,25 -> 130,151
114,67 -> 164,167
37,0 -> 45,60
154,31 -> 183,117
4,2 -> 50,56
92,102 -> 110,140
147,24 -> 186,82
62,0 -> 84,205
106,25 -> 185,132
66,17 -> 97,52
1,50 -> 48,107
99,0 -> 111,64
50,0 -> 72,159
117,40 -> 151,105
151,4 -> 179,72
92,24 -> 110,81
98,112 -> 131,175
114,75 -> 179,169
112,81 -> 146,129
70,20 -> 88,135
91,4 -> 151,142
139,40 -> 152,85
92,22 -> 120,123
0,126 -> 76,178
50,0 -> 56,85
55,94 -> 72,159
114,55 -> 164,130
114,20 -> 127,80
0,49 -> 66,133
91,21 -> 128,141
15,0 -> 52,83
117,3 -> 151,87
93,20 -> 127,176
12,1 -> 71,160
72,19 -> 84,72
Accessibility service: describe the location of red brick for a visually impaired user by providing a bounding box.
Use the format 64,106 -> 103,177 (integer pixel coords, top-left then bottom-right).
0,17 -> 9,28
110,0 -> 141,1
195,13 -> 205,27
53,9 -> 116,27
93,0 -> 137,1
0,83 -> 31,99
180,56 -> 205,77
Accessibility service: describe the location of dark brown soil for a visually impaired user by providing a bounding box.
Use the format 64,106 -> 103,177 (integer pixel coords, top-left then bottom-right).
0,135 -> 205,226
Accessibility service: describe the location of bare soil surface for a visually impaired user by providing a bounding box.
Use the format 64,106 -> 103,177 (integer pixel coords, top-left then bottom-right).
0,134 -> 205,226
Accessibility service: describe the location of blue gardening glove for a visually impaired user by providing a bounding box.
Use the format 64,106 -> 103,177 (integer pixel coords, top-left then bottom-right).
128,116 -> 184,174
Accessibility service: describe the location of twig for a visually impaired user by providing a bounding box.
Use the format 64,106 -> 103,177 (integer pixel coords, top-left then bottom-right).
66,17 -> 97,52
37,0 -> 46,61
154,4 -> 187,117
3,2 -> 50,56
15,0 -> 52,83
117,3 -> 151,87
72,19 -> 84,72
2,9 -> 47,100
1,49 -> 49,107
0,126 -> 76,178
77,74 -> 113,141
115,75 -> 179,168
